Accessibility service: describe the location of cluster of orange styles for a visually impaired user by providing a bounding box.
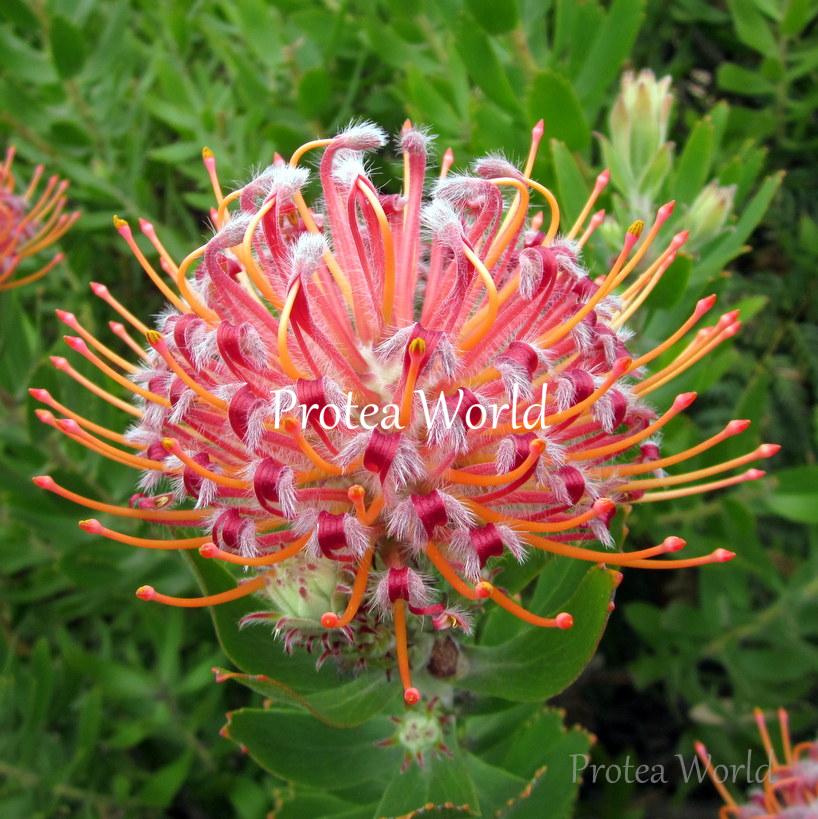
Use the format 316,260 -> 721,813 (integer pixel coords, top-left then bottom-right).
30,120 -> 779,705
0,146 -> 77,291
697,709 -> 818,818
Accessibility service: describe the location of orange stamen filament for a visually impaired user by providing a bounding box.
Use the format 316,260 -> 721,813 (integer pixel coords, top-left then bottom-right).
631,470 -> 764,503
137,574 -> 271,608
81,520 -> 208,550
619,447 -> 773,491
445,439 -> 544,486
465,498 -> 610,533
175,245 -> 220,323
200,533 -> 309,566
695,743 -> 738,807
477,581 -> 572,629
321,545 -> 375,628
113,216 -> 188,312
356,179 -> 395,323
281,418 -> 343,476
459,244 -> 500,351
50,357 -> 142,417
567,171 -> 609,240
569,394 -> 695,462
35,477 -> 206,521
392,599 -> 418,704
399,338 -> 426,427
425,542 -> 481,600
277,281 -> 308,380
238,198 -> 284,308
147,332 -> 228,410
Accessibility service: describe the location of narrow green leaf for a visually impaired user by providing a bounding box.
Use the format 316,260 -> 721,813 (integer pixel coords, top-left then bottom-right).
550,140 -> 589,228
49,15 -> 87,79
727,0 -> 779,56
466,0 -> 520,34
227,708 -> 400,789
673,118 -> 715,205
573,0 -> 645,117
528,71 -> 590,151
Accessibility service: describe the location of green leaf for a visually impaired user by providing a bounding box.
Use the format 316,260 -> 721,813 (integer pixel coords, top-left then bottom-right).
573,0 -> 645,117
226,708 -> 400,789
136,752 -> 193,808
465,0 -> 520,34
782,0 -> 818,35
550,139 -> 590,228
528,71 -> 590,151
648,253 -> 692,309
672,118 -> 715,205
764,466 -> 818,523
49,14 -> 87,79
454,21 -> 523,117
459,565 -> 614,701
717,63 -> 775,96
727,0 -> 779,57
376,732 -> 479,815
212,666 -> 401,727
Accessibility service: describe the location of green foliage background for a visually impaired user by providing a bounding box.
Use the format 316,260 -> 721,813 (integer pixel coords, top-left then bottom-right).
0,0 -> 816,816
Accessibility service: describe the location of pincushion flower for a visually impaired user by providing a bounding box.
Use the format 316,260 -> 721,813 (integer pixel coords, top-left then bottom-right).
0,146 -> 78,292
696,709 -> 818,818
31,121 -> 778,705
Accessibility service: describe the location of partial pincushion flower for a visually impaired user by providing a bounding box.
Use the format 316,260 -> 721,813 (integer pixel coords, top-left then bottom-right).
696,709 -> 818,818
0,146 -> 78,291
31,121 -> 779,705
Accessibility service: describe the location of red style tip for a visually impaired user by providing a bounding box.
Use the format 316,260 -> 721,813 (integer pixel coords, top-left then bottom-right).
63,335 -> 87,353
55,309 -> 77,327
90,282 -> 109,297
28,387 -> 51,401
596,169 -> 611,187
555,612 -> 574,630
674,392 -> 697,409
198,543 -> 219,558
696,294 -> 718,315
32,475 -> 55,489
613,357 -> 632,377
109,321 -> 125,333
532,118 -> 545,139
34,409 -> 55,424
135,585 -> 156,601
78,518 -> 103,533
138,218 -> 154,234
403,687 -> 421,706
663,536 -> 686,553
694,741 -> 708,758
475,582 -> 491,599
321,612 -> 340,628
758,443 -> 781,457
726,419 -> 751,435
745,469 -> 765,480
593,498 -> 616,518
50,356 -> 69,370
657,200 -> 676,221
56,418 -> 82,435
713,549 -> 735,563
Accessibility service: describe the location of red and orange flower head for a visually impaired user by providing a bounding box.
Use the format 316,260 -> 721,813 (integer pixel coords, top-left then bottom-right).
0,146 -> 78,292
696,709 -> 818,818
31,121 -> 779,705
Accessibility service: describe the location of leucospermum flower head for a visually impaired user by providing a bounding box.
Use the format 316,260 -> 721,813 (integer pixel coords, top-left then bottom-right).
0,146 -> 78,292
696,709 -> 818,818
31,120 -> 779,705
